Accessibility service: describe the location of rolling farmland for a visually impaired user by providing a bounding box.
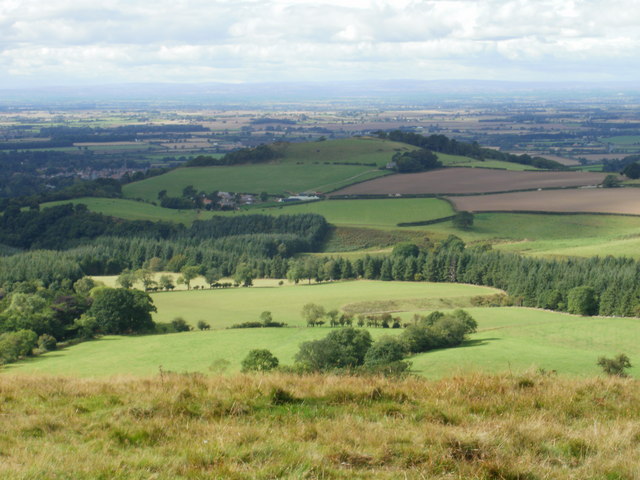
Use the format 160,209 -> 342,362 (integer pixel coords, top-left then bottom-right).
331,168 -> 607,196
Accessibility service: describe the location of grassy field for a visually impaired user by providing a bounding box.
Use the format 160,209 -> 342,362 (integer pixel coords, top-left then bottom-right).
122,137 -> 408,201
8,281 -> 640,378
276,136 -> 416,167
437,153 -> 539,171
2,373 -> 639,479
147,280 -> 499,328
418,212 -> 640,258
41,197 -> 455,229
254,198 -> 454,229
40,197 -> 218,225
123,164 -> 390,200
406,307 -> 640,378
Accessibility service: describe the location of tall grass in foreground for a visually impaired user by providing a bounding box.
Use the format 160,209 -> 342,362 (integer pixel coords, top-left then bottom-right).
1,372 -> 639,479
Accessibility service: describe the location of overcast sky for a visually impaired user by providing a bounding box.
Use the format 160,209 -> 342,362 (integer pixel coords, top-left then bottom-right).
1,0 -> 638,88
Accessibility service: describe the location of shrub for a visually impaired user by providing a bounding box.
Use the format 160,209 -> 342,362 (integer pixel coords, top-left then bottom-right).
196,320 -> 210,331
171,317 -> 191,332
241,349 -> 279,372
37,334 -> 57,352
295,328 -> 373,371
597,353 -> 632,377
0,329 -> 38,365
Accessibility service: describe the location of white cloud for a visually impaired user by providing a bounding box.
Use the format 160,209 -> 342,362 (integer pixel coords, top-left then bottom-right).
0,0 -> 639,86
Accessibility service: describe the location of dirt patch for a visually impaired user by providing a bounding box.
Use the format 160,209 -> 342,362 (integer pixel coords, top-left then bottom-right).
449,188 -> 640,215
330,168 -> 606,195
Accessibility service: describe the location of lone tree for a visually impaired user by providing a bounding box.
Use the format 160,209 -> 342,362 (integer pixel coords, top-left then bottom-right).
241,349 -> 279,372
597,353 -> 632,377
452,211 -> 474,230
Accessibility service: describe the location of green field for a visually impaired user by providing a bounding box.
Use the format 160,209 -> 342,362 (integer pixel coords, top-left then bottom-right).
437,153 -> 539,171
276,136 -> 416,166
40,197 -> 218,225
123,163 -> 389,200
122,137 -> 409,200
41,197 -> 455,229
9,281 -> 640,378
600,135 -> 640,145
148,280 -> 499,328
254,198 -> 454,229
413,212 -> 640,258
408,307 -> 640,378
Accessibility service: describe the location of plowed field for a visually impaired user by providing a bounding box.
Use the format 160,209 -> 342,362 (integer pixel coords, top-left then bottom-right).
449,187 -> 640,215
330,168 -> 606,195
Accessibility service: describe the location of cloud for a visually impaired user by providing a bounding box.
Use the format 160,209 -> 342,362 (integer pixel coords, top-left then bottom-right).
0,0 -> 639,86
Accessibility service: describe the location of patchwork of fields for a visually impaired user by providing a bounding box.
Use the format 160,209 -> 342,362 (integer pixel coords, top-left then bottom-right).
331,168 -> 607,196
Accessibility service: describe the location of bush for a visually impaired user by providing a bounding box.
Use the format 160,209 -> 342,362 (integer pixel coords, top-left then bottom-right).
597,354 -> 632,377
37,334 -> 57,352
171,317 -> 191,332
241,349 -> 279,372
364,336 -> 406,366
295,327 -> 373,371
0,329 -> 38,365
401,310 -> 477,353
196,320 -> 210,331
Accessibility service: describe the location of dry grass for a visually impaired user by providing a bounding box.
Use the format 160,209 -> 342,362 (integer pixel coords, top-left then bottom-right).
1,372 -> 639,479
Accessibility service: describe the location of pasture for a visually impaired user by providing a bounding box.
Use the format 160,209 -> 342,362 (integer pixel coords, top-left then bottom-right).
331,168 -> 607,196
123,164 -> 389,201
449,187 -> 640,215
40,197 -> 218,225
122,137 -> 409,201
437,153 -> 540,170
9,281 -> 640,378
415,212 -> 640,258
42,197 -> 455,230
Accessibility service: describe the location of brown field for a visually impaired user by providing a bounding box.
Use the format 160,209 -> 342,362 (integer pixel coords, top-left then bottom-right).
450,187 -> 640,215
330,168 -> 607,196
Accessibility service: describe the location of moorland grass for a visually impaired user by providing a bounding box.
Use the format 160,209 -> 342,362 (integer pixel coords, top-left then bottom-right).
1,372 -> 639,479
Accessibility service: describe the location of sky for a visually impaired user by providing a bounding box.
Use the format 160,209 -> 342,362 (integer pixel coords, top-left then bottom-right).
1,0 -> 639,88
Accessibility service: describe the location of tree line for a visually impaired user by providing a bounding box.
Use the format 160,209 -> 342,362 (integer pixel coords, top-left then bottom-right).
376,130 -> 565,170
